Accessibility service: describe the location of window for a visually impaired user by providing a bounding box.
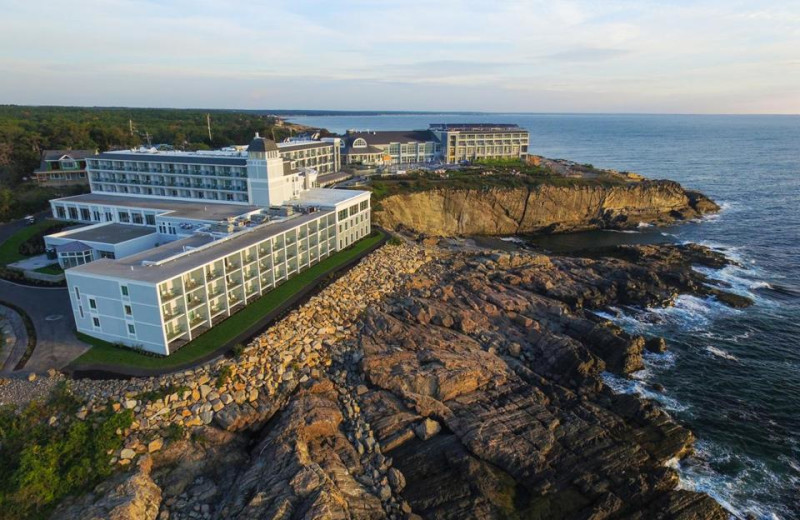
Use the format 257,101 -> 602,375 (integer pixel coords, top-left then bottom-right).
121,285 -> 129,297
92,317 -> 100,328
118,211 -> 130,223
79,306 -> 84,318
124,304 -> 132,316
80,208 -> 91,221
360,200 -> 368,211
145,214 -> 156,226
105,211 -> 113,221
353,138 -> 367,148
132,213 -> 143,225
74,286 -> 80,299
56,206 -> 66,219
127,324 -> 136,335
89,298 -> 96,310
338,209 -> 348,220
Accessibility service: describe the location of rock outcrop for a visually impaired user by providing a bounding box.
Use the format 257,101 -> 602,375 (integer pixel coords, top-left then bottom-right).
374,181 -> 719,236
47,241 -> 745,519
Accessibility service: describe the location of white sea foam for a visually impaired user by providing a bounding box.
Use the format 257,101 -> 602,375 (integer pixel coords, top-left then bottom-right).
601,371 -> 688,413
705,345 -> 739,361
605,229 -> 640,234
499,236 -> 525,244
637,222 -> 653,228
675,440 -> 789,520
591,295 -> 737,336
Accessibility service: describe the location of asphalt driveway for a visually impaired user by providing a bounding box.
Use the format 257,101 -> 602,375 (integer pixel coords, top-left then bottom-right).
0,280 -> 89,372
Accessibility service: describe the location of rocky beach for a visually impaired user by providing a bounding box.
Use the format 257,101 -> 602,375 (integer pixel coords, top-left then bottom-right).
0,229 -> 753,519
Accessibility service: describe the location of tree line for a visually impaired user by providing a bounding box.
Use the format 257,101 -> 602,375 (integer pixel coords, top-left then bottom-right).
0,105 -> 307,221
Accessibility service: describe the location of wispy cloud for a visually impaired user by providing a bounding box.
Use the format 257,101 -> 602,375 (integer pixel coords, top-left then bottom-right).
0,0 -> 798,113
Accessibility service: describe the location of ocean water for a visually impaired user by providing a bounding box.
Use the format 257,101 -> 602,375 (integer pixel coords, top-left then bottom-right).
292,113 -> 800,519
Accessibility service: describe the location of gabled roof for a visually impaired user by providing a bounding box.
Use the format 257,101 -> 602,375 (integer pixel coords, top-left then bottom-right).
55,241 -> 92,253
343,144 -> 384,155
247,135 -> 279,153
344,130 -> 437,147
39,149 -> 96,170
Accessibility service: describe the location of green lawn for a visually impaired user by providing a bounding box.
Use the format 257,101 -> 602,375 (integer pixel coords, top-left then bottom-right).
0,219 -> 65,265
70,230 -> 386,371
34,263 -> 64,275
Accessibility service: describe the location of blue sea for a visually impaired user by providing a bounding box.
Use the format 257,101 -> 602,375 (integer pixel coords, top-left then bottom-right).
292,113 -> 800,519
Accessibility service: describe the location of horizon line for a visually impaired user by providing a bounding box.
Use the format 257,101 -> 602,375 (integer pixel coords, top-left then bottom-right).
2,104 -> 798,117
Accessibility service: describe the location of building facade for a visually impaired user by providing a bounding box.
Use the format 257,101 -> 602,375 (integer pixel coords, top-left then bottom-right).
342,131 -> 439,166
277,138 -> 341,174
429,124 -> 529,163
34,150 -> 96,187
50,135 -> 371,355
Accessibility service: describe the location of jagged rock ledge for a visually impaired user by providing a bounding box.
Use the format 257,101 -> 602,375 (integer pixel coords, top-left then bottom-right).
47,241 -> 747,520
374,180 -> 719,236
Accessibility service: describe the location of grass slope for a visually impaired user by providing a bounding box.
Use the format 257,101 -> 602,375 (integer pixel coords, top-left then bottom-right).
0,220 -> 62,265
71,230 -> 385,370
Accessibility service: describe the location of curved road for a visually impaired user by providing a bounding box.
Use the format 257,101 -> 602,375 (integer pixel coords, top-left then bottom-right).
0,280 -> 89,372
0,213 -> 90,372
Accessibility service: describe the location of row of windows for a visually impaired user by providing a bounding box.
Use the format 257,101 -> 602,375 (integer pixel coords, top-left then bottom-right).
53,204 -> 157,226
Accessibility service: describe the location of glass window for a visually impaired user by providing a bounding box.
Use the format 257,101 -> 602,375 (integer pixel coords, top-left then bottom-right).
92,317 -> 100,328
74,286 -> 80,299
128,324 -> 135,335
89,298 -> 96,310
124,304 -> 132,316
121,285 -> 129,297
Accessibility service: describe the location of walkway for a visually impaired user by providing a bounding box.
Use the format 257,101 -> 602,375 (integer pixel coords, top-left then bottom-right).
0,305 -> 28,372
0,280 -> 89,372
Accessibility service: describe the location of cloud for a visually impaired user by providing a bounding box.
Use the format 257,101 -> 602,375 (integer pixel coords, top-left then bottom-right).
0,0 -> 798,113
541,48 -> 630,62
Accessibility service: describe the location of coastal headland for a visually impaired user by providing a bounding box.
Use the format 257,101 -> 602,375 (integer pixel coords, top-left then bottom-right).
0,157 -> 743,519
373,158 -> 718,237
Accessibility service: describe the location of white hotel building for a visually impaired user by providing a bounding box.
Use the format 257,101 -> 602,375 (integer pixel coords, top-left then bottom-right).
48,135 -> 370,355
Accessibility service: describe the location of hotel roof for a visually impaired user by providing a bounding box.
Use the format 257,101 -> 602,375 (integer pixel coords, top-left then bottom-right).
95,149 -> 248,166
52,193 -> 260,222
67,209 -> 334,283
295,188 -> 369,208
56,223 -> 157,245
345,130 -> 436,146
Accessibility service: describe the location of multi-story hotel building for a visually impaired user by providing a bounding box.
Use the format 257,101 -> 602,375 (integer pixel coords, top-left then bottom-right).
34,149 -> 96,187
340,125 -> 529,166
278,138 -> 341,174
342,130 -> 440,166
429,123 -> 529,163
48,135 -> 370,355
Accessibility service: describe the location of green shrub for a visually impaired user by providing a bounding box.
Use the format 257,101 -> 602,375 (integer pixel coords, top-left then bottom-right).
230,343 -> 246,358
215,365 -> 233,389
164,423 -> 185,442
0,384 -> 134,519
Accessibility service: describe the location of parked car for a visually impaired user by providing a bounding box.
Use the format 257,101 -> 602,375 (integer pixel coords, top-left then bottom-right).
23,215 -> 36,225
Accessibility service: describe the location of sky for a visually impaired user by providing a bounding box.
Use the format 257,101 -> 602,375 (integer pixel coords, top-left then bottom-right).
0,0 -> 799,114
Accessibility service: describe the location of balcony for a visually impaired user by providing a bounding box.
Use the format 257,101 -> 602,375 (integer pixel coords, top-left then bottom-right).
160,289 -> 181,302
226,277 -> 242,288
186,297 -> 205,311
206,270 -> 221,281
167,327 -> 185,341
184,279 -> 201,290
189,315 -> 207,329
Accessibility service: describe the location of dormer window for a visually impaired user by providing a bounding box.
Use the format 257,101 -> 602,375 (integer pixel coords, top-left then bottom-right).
353,138 -> 367,148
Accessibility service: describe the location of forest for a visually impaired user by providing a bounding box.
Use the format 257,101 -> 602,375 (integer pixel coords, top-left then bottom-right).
0,106 -> 315,221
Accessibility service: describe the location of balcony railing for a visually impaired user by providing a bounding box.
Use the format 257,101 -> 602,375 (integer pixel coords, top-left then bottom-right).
167,328 -> 185,340
160,290 -> 181,302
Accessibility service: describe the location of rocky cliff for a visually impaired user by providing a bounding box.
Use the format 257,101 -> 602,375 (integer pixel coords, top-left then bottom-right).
41,241 -> 750,520
374,181 -> 718,236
